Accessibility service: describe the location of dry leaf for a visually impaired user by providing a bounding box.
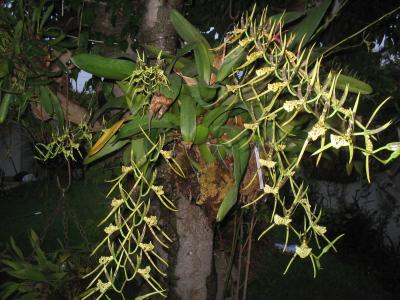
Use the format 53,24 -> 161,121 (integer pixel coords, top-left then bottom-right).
175,71 -> 198,86
149,94 -> 173,118
30,103 -> 51,121
88,118 -> 125,156
210,43 -> 226,85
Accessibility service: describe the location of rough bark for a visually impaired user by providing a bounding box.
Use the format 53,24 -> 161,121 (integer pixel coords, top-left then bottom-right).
138,0 -> 183,54
155,154 -> 216,299
91,1 -> 216,298
173,196 -> 214,299
138,2 -> 216,299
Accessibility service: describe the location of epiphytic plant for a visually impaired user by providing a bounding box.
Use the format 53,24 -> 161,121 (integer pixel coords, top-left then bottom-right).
71,4 -> 400,299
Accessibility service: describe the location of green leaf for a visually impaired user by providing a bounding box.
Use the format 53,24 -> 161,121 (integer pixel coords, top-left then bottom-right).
48,89 -> 64,127
232,139 -> 250,184
7,268 -> 46,281
170,9 -> 212,84
0,282 -> 20,299
216,45 -> 246,82
39,3 -> 54,30
84,136 -> 129,165
38,86 -> 53,114
198,84 -> 217,101
0,93 -> 14,124
193,45 -> 212,84
77,31 -> 89,52
159,74 -> 182,100
180,94 -> 197,142
130,138 -> 150,167
208,110 -> 231,137
166,42 -> 196,73
216,186 -> 238,222
193,124 -> 209,145
0,59 -> 10,78
143,44 -> 192,72
289,0 -> 332,48
9,237 -> 24,259
13,20 -> 23,55
118,112 -> 179,139
91,94 -> 126,122
1,259 -> 23,270
71,54 -> 136,80
38,86 -> 64,127
187,83 -> 217,107
270,11 -> 305,26
14,292 -> 40,300
203,105 -> 230,127
335,73 -> 373,94
198,143 -> 215,163
216,129 -> 250,222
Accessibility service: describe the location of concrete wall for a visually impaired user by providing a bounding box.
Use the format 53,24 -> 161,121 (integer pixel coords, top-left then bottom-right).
0,123 -> 35,177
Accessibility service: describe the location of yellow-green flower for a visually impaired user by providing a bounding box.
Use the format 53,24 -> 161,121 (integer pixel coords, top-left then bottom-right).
263,184 -> 279,194
121,165 -> 134,173
144,215 -> 158,227
295,241 -> 312,258
239,37 -> 254,47
111,198 -> 124,208
330,134 -> 350,149
138,266 -> 151,280
283,100 -> 304,112
139,242 -> 155,252
97,279 -> 111,293
365,135 -> 373,153
286,50 -> 297,64
267,82 -> 286,93
151,185 -> 165,196
99,256 -> 113,265
226,84 -> 240,93
244,122 -> 258,131
314,225 -> 327,235
259,158 -> 276,169
246,50 -> 263,62
273,214 -> 292,226
308,122 -> 326,141
160,150 -> 172,160
104,224 -> 119,235
255,66 -> 274,77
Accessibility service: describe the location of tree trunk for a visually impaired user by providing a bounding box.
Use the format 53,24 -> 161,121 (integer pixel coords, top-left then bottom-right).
138,0 -> 183,54
92,2 -> 216,298
138,2 -> 216,299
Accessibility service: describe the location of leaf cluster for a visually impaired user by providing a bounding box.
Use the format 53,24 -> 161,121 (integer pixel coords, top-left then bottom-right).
71,4 -> 399,299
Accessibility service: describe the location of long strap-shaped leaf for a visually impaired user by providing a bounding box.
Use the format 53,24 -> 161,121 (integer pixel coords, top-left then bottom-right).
180,94 -> 197,142
216,128 -> 250,222
38,86 -> 64,127
71,54 -> 136,80
289,0 -> 332,48
170,9 -> 213,84
335,73 -> 373,95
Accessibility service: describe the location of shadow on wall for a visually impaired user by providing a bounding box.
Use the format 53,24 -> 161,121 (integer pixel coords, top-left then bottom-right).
310,170 -> 400,247
0,123 -> 37,185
